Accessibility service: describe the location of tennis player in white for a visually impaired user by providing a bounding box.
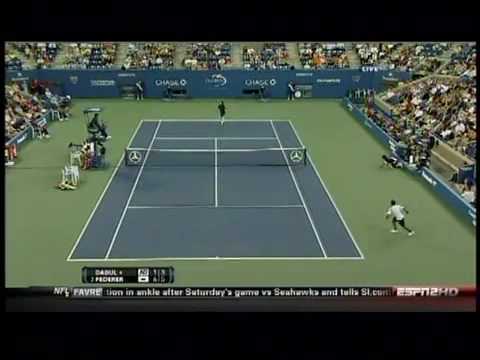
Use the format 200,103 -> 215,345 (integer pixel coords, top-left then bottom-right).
385,200 -> 415,236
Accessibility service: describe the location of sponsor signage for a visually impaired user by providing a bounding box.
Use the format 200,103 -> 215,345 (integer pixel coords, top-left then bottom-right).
16,133 -> 28,144
154,79 -> 187,87
244,79 -> 276,87
316,78 -> 341,84
382,72 -> 399,82
11,72 -> 29,81
295,73 -> 313,77
118,73 -> 136,77
205,74 -> 227,88
90,80 -> 116,87
36,118 -> 47,127
388,140 -> 396,152
421,170 -> 437,187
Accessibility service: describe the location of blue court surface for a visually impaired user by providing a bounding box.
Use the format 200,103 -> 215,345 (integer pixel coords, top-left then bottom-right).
67,120 -> 364,261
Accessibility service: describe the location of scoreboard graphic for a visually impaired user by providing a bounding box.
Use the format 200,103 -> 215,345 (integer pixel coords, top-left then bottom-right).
82,267 -> 175,284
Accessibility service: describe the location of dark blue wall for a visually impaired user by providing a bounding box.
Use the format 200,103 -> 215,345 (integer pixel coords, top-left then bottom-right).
6,69 -> 411,98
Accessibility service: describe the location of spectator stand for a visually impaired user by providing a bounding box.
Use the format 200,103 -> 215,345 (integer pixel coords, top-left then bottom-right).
31,43 -> 61,69
375,74 -> 476,187
122,43 -> 175,70
64,43 -> 118,69
343,96 -> 476,226
183,43 -> 232,70
5,44 -> 24,71
243,43 -> 290,70
299,43 -> 349,69
354,42 -> 403,70
9,42 -> 61,69
354,43 -> 450,74
5,82 -> 71,167
438,43 -> 476,77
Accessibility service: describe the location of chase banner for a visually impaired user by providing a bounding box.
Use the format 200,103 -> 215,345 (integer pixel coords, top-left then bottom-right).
5,69 -> 411,98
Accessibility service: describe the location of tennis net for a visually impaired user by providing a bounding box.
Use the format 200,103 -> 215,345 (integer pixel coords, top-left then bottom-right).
124,146 -> 307,167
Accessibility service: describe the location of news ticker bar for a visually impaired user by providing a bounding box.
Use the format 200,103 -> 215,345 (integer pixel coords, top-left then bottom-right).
82,267 -> 174,284
11,286 -> 476,299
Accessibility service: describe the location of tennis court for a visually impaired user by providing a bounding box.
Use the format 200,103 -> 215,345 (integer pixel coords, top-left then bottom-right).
67,119 -> 363,261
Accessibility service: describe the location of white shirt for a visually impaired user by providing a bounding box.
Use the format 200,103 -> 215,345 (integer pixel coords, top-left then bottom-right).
387,205 -> 406,220
455,123 -> 465,134
462,190 -> 475,204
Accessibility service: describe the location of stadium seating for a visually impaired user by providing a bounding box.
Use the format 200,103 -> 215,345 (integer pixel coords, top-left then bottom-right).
5,51 -> 23,71
183,43 -> 231,70
378,76 -> 476,160
354,43 -> 448,72
31,43 -> 60,69
5,83 -> 47,142
438,43 -> 476,77
243,43 -> 290,70
5,81 -> 71,146
10,42 -> 60,69
299,43 -> 349,69
123,43 -> 175,70
65,43 -> 117,69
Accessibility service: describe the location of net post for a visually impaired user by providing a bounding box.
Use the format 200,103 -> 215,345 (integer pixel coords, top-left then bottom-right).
124,149 -> 128,166
303,148 -> 307,165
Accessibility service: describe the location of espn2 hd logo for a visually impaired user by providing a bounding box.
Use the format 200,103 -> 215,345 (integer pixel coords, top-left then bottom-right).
395,287 -> 459,297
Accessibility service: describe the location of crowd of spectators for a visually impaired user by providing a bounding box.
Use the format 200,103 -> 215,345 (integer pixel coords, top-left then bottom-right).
12,42 -> 60,69
379,76 -> 476,161
122,43 -> 175,70
5,49 -> 23,70
438,43 -> 476,78
243,43 -> 290,70
183,43 -> 231,70
299,43 -> 349,69
64,43 -> 117,69
5,82 -> 50,144
354,43 -> 449,72
5,81 -> 72,145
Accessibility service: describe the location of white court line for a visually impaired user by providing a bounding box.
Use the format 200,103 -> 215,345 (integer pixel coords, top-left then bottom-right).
67,256 -> 364,262
155,137 -> 276,140
126,147 -> 304,153
142,119 -> 275,122
214,137 -> 218,207
104,121 -> 163,259
128,205 -> 304,209
287,120 -> 364,260
66,119 -> 146,261
269,120 -> 327,258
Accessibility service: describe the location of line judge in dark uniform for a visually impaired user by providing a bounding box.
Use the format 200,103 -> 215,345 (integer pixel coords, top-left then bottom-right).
288,81 -> 295,101
135,80 -> 144,101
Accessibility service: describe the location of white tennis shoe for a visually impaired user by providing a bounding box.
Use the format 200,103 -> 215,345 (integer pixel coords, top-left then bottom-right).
390,229 -> 399,233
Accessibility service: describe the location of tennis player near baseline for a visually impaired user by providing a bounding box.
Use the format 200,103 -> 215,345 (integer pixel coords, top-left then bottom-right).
218,100 -> 226,126
385,200 -> 415,236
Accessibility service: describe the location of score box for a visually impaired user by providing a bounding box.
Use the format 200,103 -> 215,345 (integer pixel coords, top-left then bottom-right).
82,267 -> 175,284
